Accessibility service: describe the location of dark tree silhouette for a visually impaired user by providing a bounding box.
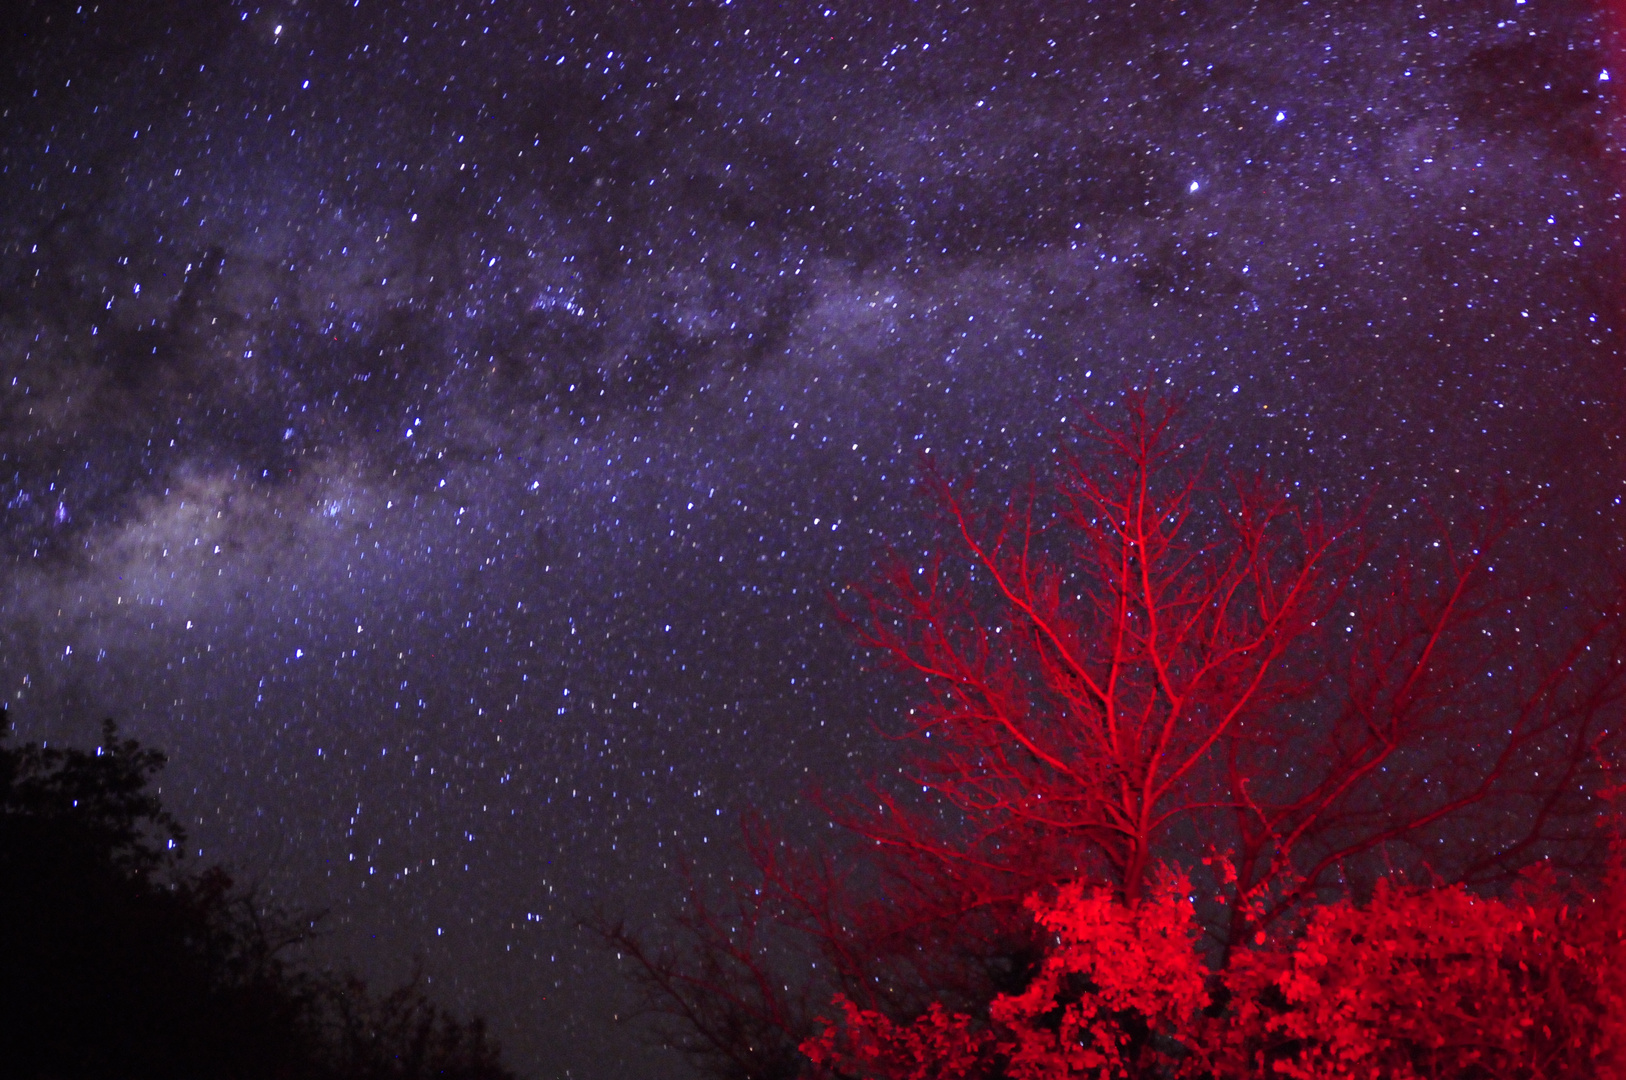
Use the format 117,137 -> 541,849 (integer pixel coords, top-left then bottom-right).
0,709 -> 517,1080
312,970 -> 516,1080
603,396 -> 1626,1079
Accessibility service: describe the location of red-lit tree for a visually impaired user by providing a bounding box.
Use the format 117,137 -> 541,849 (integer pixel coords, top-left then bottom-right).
603,395 -> 1626,1079
836,395 -> 1622,962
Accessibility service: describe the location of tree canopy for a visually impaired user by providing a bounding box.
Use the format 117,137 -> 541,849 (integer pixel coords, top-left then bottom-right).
0,709 -> 518,1080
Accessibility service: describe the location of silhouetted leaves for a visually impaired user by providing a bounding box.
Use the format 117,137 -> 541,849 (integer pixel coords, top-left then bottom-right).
0,709 -> 517,1080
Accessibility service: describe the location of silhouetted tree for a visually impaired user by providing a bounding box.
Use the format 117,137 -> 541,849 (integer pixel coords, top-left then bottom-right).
306,967 -> 511,1080
0,709 -> 517,1080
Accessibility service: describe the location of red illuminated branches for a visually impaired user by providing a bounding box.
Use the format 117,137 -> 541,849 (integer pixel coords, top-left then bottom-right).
840,394 -> 1624,955
844,398 -> 1337,907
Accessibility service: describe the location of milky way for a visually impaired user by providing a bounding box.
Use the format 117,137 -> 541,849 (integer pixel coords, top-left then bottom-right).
1,1 -> 1620,1076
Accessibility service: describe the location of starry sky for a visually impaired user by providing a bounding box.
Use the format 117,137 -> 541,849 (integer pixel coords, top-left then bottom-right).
1,1 -> 1620,1076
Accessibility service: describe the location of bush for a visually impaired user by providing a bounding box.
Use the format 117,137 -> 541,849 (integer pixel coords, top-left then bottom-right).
805,858 -> 1626,1079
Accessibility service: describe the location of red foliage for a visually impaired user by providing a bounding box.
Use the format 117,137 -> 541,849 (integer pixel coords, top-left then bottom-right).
802,997 -> 993,1080
1216,867 -> 1626,1079
990,872 -> 1209,1080
806,855 -> 1626,1080
803,870 -> 1211,1080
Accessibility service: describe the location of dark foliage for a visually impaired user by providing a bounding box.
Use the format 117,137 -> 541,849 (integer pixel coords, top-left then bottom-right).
0,708 -> 517,1080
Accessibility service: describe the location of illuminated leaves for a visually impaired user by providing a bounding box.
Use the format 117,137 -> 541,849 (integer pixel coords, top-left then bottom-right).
805,872 -> 1212,1080
803,997 -> 992,1080
806,856 -> 1626,1079
1220,863 -> 1626,1079
992,874 -> 1210,1080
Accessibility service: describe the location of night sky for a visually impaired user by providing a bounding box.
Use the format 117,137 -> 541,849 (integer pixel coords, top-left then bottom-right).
1,1 -> 1620,1076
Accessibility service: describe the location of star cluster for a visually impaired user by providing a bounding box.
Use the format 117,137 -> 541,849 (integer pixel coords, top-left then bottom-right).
0,1 -> 1619,1076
